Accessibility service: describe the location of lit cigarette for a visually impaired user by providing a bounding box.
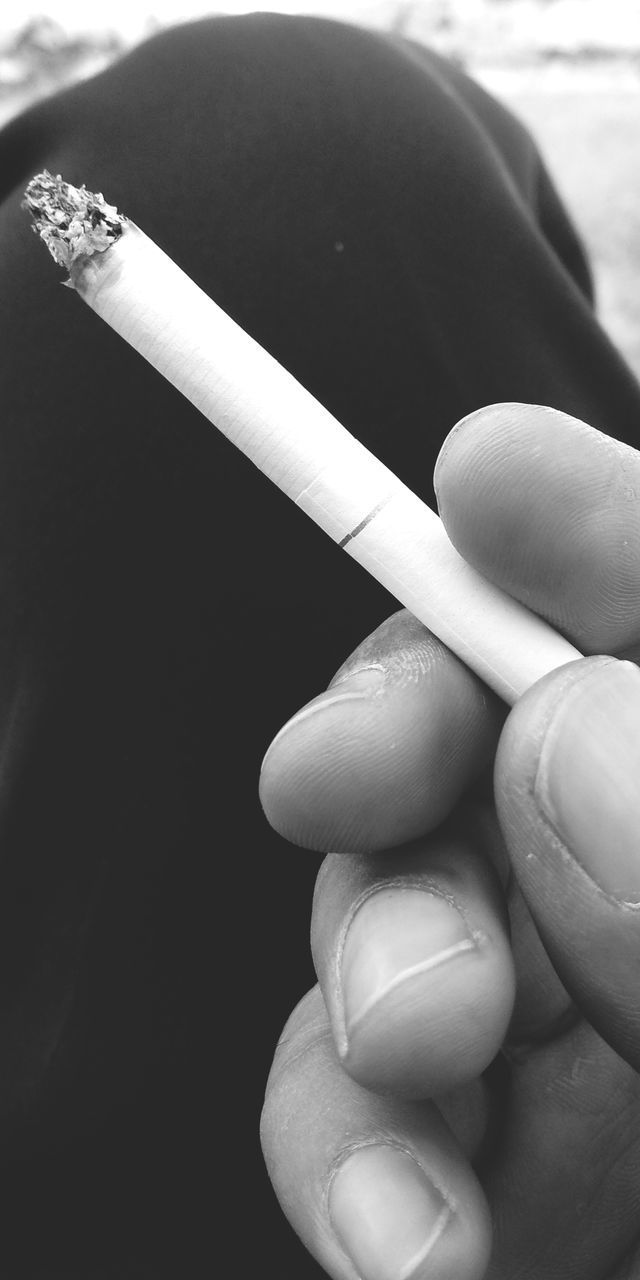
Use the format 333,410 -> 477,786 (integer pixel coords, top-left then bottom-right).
24,171 -> 581,705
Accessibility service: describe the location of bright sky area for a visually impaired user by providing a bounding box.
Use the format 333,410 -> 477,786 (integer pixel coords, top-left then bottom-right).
3,0 -> 382,40
2,0 -> 639,47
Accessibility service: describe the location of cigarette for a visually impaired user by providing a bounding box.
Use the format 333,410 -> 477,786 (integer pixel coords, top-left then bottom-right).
23,171 -> 582,705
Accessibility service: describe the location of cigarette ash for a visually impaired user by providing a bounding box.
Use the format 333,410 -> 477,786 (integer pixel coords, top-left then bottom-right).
23,170 -> 125,273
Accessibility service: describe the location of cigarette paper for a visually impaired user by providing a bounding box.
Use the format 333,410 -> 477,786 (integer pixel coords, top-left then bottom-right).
24,172 -> 582,705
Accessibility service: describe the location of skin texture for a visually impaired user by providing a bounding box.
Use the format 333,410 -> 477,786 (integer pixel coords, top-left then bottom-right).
261,404 -> 640,1280
4,14 -> 640,1276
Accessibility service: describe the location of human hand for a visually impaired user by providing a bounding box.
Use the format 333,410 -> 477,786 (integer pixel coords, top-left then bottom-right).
259,403 -> 640,1280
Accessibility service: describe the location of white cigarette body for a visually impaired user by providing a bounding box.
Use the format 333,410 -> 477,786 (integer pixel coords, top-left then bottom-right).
25,175 -> 582,705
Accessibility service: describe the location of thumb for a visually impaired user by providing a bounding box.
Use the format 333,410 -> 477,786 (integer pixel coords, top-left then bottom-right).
495,655 -> 640,1069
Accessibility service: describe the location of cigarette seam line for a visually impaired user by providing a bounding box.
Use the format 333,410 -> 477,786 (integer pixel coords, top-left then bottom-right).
338,494 -> 393,548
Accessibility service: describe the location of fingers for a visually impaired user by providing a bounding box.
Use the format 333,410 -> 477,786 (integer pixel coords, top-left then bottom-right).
261,986 -> 492,1280
260,610 -> 504,853
311,825 -> 515,1098
495,654 -> 640,1070
434,402 -> 640,653
261,405 -> 640,856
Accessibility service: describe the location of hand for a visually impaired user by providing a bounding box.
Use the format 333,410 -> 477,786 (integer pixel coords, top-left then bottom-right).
259,403 -> 640,1280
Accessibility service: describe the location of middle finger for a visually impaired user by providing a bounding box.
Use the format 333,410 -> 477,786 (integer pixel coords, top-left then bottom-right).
311,823 -> 515,1098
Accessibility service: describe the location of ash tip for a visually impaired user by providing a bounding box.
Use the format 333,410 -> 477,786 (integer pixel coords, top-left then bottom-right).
23,170 -> 125,273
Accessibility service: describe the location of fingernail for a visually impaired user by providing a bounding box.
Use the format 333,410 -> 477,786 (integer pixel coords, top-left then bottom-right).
340,889 -> 475,1040
329,1144 -> 450,1280
260,666 -> 385,771
535,660 -> 640,901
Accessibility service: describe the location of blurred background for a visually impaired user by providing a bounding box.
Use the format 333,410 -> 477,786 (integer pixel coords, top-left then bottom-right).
2,0 -> 639,380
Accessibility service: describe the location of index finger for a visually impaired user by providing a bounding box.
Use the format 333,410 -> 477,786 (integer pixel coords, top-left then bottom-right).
259,609 -> 504,853
434,403 -> 640,654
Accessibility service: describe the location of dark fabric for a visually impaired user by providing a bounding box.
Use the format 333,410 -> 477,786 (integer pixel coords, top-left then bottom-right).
0,12 -> 638,1276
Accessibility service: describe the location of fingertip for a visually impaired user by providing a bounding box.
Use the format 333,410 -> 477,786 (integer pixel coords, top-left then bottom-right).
328,1141 -> 492,1280
494,654 -> 618,808
434,402 -> 550,500
263,984 -> 492,1280
433,405 -> 640,652
260,613 -> 502,854
337,884 -> 515,1099
495,655 -> 640,1068
313,837 -> 515,1100
527,658 -> 640,902
258,669 -> 396,852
